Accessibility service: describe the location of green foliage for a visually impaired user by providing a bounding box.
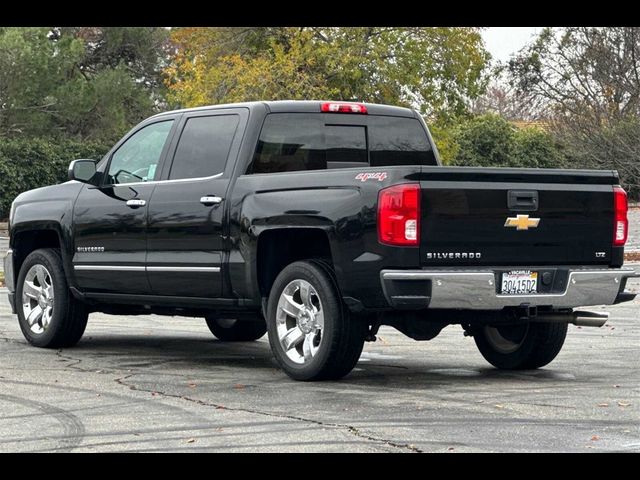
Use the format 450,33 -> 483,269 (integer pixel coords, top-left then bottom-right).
428,120 -> 459,165
449,114 -> 566,169
450,114 -> 516,167
0,137 -> 109,218
513,127 -> 566,169
0,27 -> 168,143
165,27 -> 490,122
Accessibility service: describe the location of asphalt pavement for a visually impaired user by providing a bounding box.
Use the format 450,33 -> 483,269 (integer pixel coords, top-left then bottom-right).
1,279 -> 638,452
1,214 -> 639,452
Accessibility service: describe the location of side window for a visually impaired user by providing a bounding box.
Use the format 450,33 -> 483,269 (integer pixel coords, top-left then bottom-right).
368,117 -> 437,166
107,120 -> 174,185
250,114 -> 367,174
168,115 -> 239,180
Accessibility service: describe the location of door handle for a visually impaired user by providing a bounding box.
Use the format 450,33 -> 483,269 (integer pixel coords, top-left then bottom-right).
200,196 -> 223,206
126,199 -> 147,208
507,190 -> 538,212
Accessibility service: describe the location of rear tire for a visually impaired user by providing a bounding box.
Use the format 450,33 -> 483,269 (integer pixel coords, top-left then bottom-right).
205,315 -> 267,342
16,248 -> 88,348
266,260 -> 367,381
474,321 -> 568,370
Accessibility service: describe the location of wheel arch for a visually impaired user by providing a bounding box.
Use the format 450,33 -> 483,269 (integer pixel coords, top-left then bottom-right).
11,225 -> 72,287
256,227 -> 334,300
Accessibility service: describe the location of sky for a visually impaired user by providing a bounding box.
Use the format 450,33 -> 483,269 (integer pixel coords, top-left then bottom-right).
481,27 -> 544,63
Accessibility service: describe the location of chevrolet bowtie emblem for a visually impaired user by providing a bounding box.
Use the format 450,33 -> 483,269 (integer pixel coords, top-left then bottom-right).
504,214 -> 540,230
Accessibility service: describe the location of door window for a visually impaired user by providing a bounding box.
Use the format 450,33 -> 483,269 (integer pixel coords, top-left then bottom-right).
107,120 -> 174,185
168,115 -> 240,180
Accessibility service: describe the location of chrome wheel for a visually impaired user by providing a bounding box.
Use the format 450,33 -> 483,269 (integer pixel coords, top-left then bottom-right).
483,324 -> 529,354
21,264 -> 55,335
276,279 -> 324,364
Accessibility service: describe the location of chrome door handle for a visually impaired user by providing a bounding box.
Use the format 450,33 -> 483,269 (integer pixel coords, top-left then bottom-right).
200,196 -> 222,206
126,199 -> 146,208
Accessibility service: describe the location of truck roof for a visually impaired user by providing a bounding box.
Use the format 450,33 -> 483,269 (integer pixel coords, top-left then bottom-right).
151,100 -> 417,119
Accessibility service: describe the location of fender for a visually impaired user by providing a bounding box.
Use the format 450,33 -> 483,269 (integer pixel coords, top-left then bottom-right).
9,182 -> 84,289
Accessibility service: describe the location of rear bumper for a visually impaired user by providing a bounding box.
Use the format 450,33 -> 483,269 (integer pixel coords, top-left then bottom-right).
380,267 -> 638,310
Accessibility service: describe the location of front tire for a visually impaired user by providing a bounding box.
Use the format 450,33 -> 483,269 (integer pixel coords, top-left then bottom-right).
205,314 -> 267,342
474,321 -> 568,370
16,248 -> 88,348
266,260 -> 366,381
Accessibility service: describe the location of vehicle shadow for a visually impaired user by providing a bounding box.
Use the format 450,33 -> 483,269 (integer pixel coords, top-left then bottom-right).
68,333 -> 583,389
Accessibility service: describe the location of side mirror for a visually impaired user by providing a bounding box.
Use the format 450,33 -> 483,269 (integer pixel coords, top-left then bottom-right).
68,159 -> 97,184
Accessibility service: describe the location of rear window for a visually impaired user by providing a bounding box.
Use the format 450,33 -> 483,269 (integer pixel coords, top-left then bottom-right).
248,113 -> 436,174
368,116 -> 434,167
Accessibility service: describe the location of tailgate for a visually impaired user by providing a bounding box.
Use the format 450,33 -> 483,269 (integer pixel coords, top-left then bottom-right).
419,167 -> 618,266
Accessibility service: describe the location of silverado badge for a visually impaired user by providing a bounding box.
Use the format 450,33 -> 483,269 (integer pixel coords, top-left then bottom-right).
504,215 -> 540,231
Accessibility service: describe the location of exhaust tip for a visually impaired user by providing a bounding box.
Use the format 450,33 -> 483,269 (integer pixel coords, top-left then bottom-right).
572,310 -> 608,328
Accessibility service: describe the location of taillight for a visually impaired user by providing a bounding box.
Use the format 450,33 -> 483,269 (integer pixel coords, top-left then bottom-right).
613,185 -> 628,246
320,102 -> 367,114
377,184 -> 420,246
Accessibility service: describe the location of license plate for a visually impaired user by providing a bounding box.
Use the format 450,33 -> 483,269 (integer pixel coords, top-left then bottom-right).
501,270 -> 538,295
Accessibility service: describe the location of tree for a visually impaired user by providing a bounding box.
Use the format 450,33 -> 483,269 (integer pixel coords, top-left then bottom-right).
508,27 -> 640,196
470,74 -> 542,121
0,27 -> 169,142
450,114 -> 516,167
450,114 -> 565,169
164,27 -> 490,122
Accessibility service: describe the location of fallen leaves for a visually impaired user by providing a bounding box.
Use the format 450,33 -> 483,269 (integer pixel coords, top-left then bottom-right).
186,438 -> 196,444
233,383 -> 245,390
596,400 -> 631,407
590,435 -> 600,441
494,404 -> 505,409
187,382 -> 197,388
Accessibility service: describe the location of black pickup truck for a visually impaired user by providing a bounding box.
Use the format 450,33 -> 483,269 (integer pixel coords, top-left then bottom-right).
4,101 -> 637,380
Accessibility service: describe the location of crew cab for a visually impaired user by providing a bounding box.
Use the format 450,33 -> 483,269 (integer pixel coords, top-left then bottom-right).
4,101 -> 637,380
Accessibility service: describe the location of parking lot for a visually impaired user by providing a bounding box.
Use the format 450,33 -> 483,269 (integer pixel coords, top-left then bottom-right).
0,214 -> 639,452
0,282 -> 638,452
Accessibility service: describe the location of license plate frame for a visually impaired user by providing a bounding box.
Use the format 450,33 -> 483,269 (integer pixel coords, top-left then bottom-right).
500,270 -> 538,295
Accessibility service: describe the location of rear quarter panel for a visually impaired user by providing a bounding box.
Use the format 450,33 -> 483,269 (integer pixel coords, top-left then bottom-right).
228,166 -> 422,308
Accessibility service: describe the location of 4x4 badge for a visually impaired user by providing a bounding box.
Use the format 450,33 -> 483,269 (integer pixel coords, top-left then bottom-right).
504,215 -> 540,231
355,172 -> 387,182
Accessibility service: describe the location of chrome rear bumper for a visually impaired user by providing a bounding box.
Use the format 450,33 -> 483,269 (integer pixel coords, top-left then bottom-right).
381,267 -> 638,310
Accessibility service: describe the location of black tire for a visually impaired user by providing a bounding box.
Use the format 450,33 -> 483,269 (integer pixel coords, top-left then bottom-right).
474,321 -> 568,370
15,248 -> 88,348
205,314 -> 267,342
266,260 -> 367,381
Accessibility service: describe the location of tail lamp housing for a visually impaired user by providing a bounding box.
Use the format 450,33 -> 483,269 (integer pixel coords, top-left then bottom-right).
377,183 -> 420,246
613,185 -> 628,246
